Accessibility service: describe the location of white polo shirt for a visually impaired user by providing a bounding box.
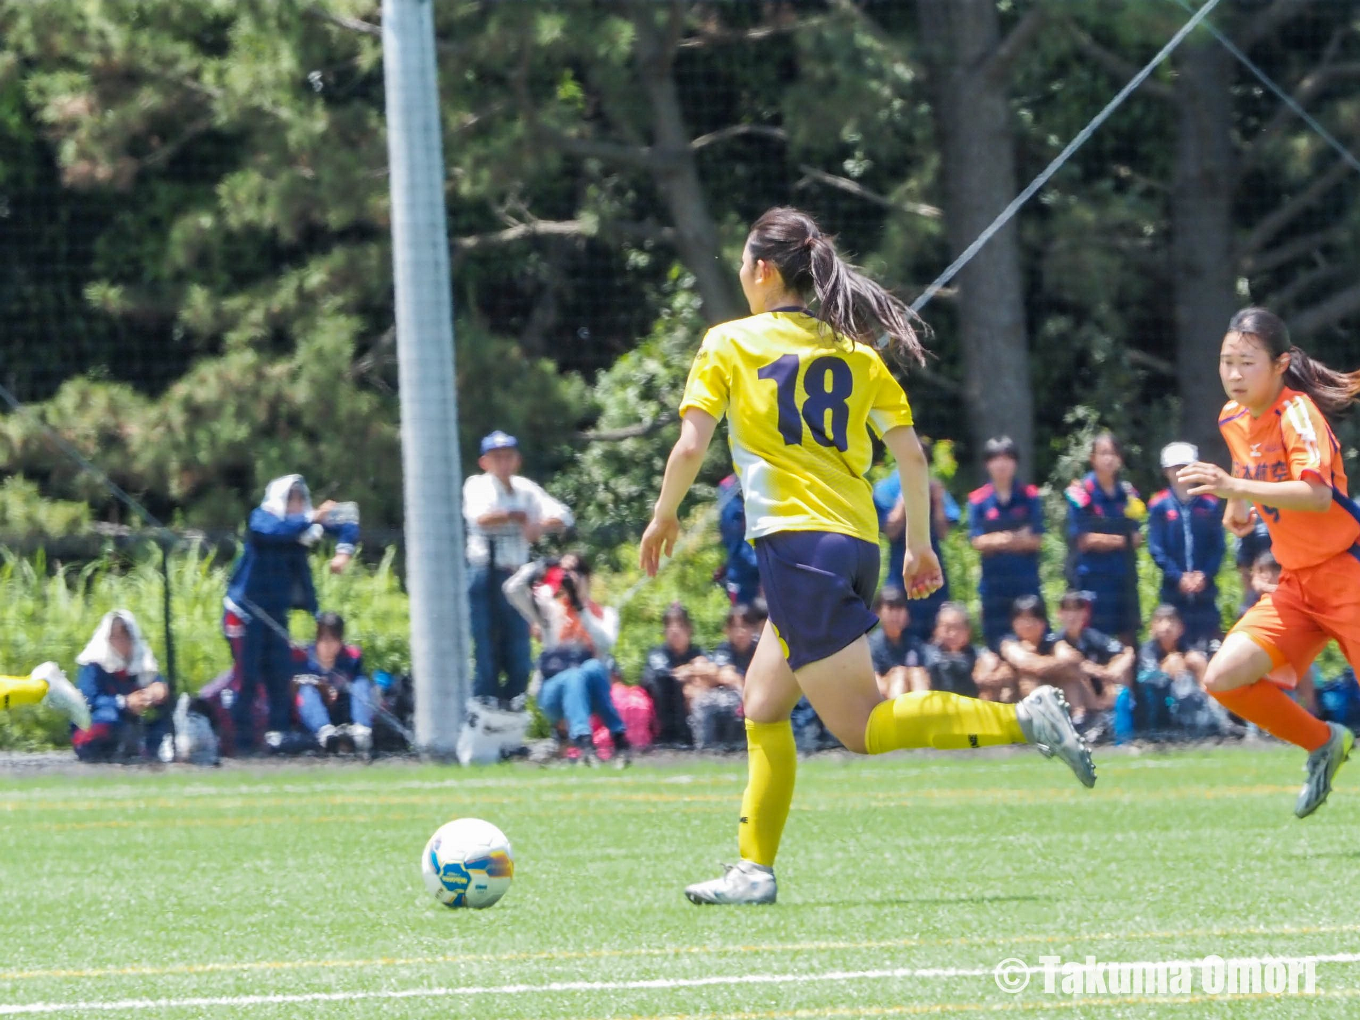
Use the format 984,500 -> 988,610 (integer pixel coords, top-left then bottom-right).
462,473 -> 573,569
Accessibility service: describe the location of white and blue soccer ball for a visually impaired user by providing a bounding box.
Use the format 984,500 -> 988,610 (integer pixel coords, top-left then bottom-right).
421,818 -> 514,909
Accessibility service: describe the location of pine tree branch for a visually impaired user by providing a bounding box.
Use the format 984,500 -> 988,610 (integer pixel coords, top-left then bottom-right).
690,124 -> 788,151
1241,33 -> 1360,171
1242,225 -> 1350,275
1290,280 -> 1360,340
1266,264 -> 1349,314
677,14 -> 831,49
983,7 -> 1049,85
1237,0 -> 1312,52
453,218 -> 674,251
1240,158 -> 1354,258
1063,20 -> 1174,102
794,165 -> 942,219
576,413 -> 677,443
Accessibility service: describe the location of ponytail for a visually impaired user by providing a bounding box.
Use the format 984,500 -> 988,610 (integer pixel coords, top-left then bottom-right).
747,206 -> 930,365
1284,346 -> 1360,417
1227,307 -> 1360,417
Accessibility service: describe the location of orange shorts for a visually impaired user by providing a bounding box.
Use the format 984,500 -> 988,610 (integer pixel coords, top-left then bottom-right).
1231,546 -> 1360,689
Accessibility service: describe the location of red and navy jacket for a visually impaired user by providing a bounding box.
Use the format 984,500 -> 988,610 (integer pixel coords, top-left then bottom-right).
1065,473 -> 1146,583
1146,489 -> 1224,602
968,482 -> 1044,598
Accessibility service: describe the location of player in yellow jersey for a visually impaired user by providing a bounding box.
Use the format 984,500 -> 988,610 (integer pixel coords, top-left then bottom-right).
0,662 -> 90,730
640,207 -> 1096,905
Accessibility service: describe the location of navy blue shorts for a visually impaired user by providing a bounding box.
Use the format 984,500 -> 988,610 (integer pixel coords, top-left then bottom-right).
754,531 -> 881,671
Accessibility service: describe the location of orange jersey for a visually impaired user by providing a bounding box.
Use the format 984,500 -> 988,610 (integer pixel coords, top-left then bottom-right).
1219,387 -> 1360,569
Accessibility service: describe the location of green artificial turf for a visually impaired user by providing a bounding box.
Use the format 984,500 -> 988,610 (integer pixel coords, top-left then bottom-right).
1,744 -> 1357,1018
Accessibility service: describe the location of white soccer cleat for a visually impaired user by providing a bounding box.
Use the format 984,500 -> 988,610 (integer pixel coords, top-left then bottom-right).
684,861 -> 777,905
35,663 -> 90,731
1296,722 -> 1354,819
1016,685 -> 1096,789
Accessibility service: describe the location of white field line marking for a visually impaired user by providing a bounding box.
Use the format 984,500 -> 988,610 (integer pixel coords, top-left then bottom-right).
2,953 -> 1359,1015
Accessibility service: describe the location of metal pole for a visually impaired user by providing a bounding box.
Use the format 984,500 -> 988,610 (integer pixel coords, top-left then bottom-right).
382,0 -> 467,758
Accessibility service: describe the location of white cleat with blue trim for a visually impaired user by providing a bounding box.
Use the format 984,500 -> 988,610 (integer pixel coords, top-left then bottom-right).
685,861 -> 777,905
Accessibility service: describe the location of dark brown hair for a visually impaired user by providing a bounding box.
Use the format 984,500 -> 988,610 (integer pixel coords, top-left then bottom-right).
746,206 -> 930,364
1089,430 -> 1124,464
662,602 -> 692,628
316,611 -> 346,641
1227,307 -> 1360,417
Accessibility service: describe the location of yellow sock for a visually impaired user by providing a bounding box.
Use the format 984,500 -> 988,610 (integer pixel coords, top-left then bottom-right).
737,718 -> 797,868
0,675 -> 47,712
864,691 -> 1026,754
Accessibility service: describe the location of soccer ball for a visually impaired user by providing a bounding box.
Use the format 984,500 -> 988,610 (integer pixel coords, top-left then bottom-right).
421,817 -> 514,909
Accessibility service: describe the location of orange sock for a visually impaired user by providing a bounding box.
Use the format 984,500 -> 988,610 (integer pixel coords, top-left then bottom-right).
1211,681 -> 1329,752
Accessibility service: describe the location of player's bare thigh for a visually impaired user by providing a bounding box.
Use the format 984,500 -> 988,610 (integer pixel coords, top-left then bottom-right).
742,620 -> 804,724
1203,632 -> 1275,693
793,635 -> 883,754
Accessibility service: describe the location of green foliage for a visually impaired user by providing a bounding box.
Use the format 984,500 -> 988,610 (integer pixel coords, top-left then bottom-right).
551,280 -> 729,560
592,505 -> 732,684
0,477 -> 91,538
0,543 -> 411,750
454,322 -> 591,482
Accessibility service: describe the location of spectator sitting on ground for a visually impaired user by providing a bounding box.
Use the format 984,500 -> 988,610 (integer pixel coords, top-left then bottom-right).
1252,549 -> 1281,597
1235,514 -> 1272,613
868,587 -> 927,698
1052,590 -> 1134,714
505,551 -> 630,764
1147,442 -> 1226,649
1125,604 -> 1214,738
920,602 -> 985,699
688,601 -> 766,751
998,595 -> 1104,728
72,610 -> 170,762
640,603 -> 710,747
294,612 -> 373,754
1137,605 -> 1209,689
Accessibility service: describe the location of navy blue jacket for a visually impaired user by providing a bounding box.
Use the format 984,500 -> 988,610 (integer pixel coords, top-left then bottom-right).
968,482 -> 1044,599
718,475 -> 760,605
1147,489 -> 1225,604
226,508 -> 359,618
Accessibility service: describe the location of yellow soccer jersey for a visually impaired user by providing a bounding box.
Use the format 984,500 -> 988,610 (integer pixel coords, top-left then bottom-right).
680,310 -> 914,543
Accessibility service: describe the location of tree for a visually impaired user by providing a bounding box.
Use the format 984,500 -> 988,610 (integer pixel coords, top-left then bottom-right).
912,0 -> 1041,470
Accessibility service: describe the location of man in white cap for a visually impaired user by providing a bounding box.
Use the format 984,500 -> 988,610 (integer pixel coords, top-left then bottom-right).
463,431 -> 573,707
1147,441 -> 1227,649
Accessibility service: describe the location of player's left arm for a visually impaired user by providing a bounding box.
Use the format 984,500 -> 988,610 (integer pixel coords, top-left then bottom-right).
882,425 -> 942,599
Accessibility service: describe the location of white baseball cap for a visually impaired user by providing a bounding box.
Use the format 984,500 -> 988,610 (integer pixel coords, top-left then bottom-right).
1160,442 -> 1198,469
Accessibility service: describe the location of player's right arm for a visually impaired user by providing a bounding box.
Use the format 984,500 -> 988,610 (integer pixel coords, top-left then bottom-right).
642,333 -> 728,577
641,410 -> 718,576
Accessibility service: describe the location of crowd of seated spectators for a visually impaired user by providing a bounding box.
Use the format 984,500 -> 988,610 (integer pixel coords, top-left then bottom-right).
58,431 -> 1360,765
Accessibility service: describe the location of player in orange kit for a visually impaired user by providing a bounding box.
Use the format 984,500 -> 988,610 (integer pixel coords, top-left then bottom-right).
1178,307 -> 1360,818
